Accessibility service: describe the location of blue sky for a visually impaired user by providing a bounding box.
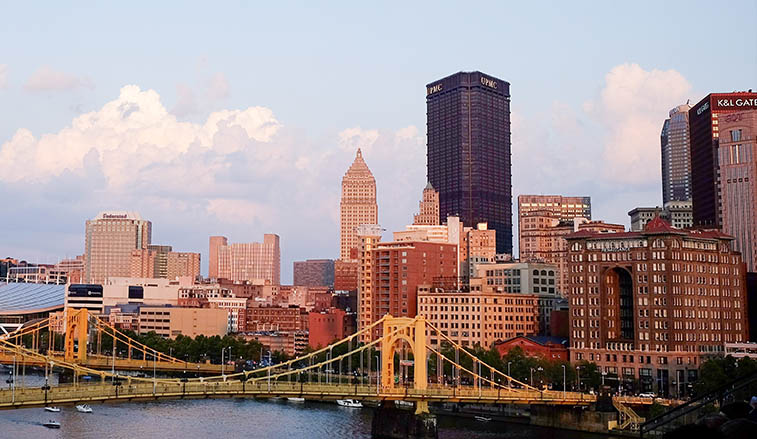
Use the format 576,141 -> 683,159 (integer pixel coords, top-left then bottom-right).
1,1 -> 755,282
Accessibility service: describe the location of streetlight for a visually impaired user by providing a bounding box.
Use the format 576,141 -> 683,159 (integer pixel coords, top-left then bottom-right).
153,353 -> 156,394
576,366 -> 582,392
530,367 -> 543,388
561,365 -> 566,398
507,361 -> 512,377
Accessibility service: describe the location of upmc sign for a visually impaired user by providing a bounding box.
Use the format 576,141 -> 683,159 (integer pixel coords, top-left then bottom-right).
711,94 -> 757,112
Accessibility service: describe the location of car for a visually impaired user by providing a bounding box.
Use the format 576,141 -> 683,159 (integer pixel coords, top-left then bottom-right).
638,392 -> 656,398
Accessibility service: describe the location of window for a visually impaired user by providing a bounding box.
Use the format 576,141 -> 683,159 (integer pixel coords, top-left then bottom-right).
731,129 -> 742,142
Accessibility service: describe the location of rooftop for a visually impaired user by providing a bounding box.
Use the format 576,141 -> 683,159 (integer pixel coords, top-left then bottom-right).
0,282 -> 66,315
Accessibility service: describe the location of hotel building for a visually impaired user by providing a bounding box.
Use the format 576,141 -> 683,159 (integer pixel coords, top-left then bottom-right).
565,217 -> 748,397
84,211 -> 152,284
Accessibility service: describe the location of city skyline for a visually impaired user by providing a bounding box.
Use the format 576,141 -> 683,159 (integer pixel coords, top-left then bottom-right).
1,2 -> 756,283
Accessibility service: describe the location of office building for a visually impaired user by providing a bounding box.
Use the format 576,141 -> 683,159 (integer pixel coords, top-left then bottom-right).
208,234 -> 280,284
357,224 -> 383,341
84,211 -> 152,284
689,92 -> 757,228
717,108 -> 757,271
418,279 -> 538,349
413,182 -> 440,225
566,217 -> 748,397
138,306 -> 227,338
520,217 -> 624,296
519,195 -> 591,258
293,259 -> 335,287
308,307 -> 350,349
333,260 -> 359,292
339,149 -> 378,261
628,201 -> 693,232
426,71 -> 512,254
130,246 -> 200,280
661,103 -> 693,204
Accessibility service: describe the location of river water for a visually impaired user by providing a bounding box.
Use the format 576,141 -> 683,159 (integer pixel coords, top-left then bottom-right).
0,369 -> 617,438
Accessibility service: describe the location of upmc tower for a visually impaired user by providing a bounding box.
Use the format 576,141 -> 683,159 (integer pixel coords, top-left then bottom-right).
426,71 -> 512,254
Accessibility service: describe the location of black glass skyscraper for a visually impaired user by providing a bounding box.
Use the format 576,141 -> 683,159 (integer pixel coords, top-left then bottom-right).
426,71 -> 512,254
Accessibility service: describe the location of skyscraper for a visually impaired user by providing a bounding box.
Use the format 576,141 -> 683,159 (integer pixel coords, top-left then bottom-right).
85,211 -> 152,283
339,149 -> 378,261
661,103 -> 693,204
208,234 -> 280,284
689,91 -> 757,227
426,71 -> 512,254
413,182 -> 440,225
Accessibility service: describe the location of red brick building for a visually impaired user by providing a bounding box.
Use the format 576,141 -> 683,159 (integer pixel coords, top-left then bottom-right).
494,335 -> 569,362
565,217 -> 749,397
246,305 -> 308,332
308,308 -> 349,349
334,260 -> 359,291
365,241 -> 457,340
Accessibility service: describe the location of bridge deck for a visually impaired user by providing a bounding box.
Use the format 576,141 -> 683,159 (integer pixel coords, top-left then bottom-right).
0,382 -> 596,410
0,351 -> 223,374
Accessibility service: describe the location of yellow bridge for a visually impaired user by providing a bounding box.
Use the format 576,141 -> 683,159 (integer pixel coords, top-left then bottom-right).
0,310 -> 601,417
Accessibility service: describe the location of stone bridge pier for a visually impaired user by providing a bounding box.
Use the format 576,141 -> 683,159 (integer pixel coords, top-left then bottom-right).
371,402 -> 437,439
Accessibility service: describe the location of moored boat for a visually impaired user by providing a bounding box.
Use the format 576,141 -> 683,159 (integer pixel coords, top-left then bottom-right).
474,416 -> 492,422
44,406 -> 61,413
76,404 -> 93,413
43,420 -> 61,429
287,397 -> 305,403
336,399 -> 363,408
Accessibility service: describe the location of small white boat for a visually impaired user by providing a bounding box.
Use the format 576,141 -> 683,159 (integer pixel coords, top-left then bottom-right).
44,406 -> 61,413
43,420 -> 61,429
76,404 -> 93,413
474,416 -> 492,422
394,400 -> 414,409
336,399 -> 363,408
287,397 -> 305,403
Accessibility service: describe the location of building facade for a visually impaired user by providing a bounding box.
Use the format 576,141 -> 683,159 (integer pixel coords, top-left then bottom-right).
208,234 -> 280,284
689,92 -> 757,228
629,201 -> 693,232
418,281 -> 538,349
426,71 -> 512,254
138,306 -> 227,338
566,217 -> 749,397
85,211 -> 152,284
717,109 -> 757,272
308,307 -> 348,349
364,241 -> 458,340
661,103 -> 693,204
339,149 -> 378,261
293,259 -> 335,287
334,259 -> 358,292
130,246 -> 200,280
357,224 -> 383,341
246,305 -> 308,332
413,182 -> 440,225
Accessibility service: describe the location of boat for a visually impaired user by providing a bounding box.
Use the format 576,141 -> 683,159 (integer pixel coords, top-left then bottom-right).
76,404 -> 93,413
336,399 -> 363,408
394,400 -> 414,409
474,416 -> 492,422
44,406 -> 61,413
43,420 -> 61,429
287,397 -> 305,403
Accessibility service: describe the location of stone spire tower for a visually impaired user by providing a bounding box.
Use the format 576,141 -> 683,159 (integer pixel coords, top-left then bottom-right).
413,182 -> 440,225
340,149 -> 378,261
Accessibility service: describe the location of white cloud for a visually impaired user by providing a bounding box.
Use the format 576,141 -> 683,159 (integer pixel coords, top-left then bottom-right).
171,83 -> 197,117
206,199 -> 276,225
24,66 -> 93,92
592,63 -> 692,184
338,127 -> 379,153
0,64 -> 7,89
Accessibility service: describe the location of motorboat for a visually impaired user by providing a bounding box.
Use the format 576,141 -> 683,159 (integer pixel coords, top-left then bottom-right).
287,397 -> 305,403
43,420 -> 61,429
76,404 -> 93,413
44,406 -> 61,413
474,416 -> 492,422
394,400 -> 414,409
336,399 -> 363,408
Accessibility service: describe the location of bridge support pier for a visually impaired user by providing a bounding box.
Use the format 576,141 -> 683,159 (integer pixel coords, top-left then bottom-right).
529,403 -> 615,434
371,402 -> 437,439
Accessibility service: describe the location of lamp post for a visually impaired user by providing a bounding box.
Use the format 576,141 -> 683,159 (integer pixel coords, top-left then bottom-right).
530,367 -> 543,388
576,366 -> 581,392
507,361 -> 512,377
153,354 -> 156,394
561,365 -> 566,398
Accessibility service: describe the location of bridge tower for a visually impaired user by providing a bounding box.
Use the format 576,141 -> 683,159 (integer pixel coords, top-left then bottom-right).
381,315 -> 429,413
64,308 -> 89,363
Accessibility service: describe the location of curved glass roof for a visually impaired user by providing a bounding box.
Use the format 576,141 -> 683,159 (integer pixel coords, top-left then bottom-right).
0,282 -> 65,315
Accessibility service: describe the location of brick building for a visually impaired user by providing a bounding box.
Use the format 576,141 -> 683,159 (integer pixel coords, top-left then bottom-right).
494,335 -> 569,362
246,305 -> 308,332
308,307 -> 350,349
565,217 -> 748,397
293,259 -> 335,287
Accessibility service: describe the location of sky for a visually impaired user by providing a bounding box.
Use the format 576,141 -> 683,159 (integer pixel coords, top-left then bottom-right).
1,1 -> 756,283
